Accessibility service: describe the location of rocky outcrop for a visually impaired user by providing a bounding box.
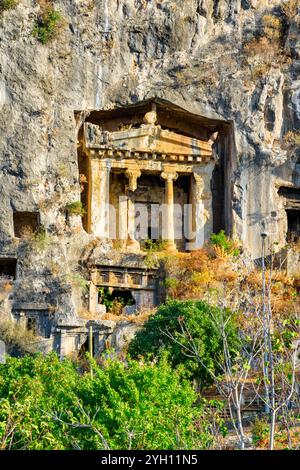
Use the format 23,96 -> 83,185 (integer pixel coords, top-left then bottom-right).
0,1 -> 299,349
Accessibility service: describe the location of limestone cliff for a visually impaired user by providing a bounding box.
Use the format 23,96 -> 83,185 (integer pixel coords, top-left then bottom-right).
0,1 -> 299,349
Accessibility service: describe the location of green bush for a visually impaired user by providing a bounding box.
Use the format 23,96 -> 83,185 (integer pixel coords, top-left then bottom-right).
0,353 -> 221,449
143,238 -> 167,252
210,230 -> 240,256
31,225 -> 49,251
98,287 -> 134,314
32,9 -> 63,45
66,201 -> 86,217
129,300 -> 240,388
0,0 -> 19,13
252,417 -> 269,446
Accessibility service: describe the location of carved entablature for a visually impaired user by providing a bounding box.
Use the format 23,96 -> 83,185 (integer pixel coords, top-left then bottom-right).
84,112 -> 215,164
90,265 -> 158,290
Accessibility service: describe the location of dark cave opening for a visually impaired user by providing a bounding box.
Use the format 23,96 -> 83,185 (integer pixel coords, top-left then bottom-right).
13,211 -> 40,238
0,258 -> 17,280
286,209 -> 300,243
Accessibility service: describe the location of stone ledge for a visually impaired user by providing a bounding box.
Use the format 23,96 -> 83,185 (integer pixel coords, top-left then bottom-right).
12,302 -> 50,311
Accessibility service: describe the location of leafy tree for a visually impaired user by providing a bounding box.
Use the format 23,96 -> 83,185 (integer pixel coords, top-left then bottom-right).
0,353 -> 222,449
129,300 -> 240,388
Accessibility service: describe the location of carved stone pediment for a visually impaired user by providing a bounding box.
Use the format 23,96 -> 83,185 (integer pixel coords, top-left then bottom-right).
84,117 -> 213,158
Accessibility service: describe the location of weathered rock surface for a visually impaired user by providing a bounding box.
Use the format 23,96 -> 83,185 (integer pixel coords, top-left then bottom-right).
0,1 -> 299,348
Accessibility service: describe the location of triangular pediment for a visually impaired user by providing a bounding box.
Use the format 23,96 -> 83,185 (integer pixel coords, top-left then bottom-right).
84,121 -> 213,158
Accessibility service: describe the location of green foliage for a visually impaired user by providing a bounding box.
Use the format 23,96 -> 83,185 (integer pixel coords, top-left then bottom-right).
31,226 -> 49,251
129,300 -> 240,388
98,287 -> 134,315
143,239 -> 167,252
163,277 -> 179,290
32,9 -> 63,45
0,353 -> 220,450
210,230 -> 240,256
66,201 -> 86,217
252,417 -> 269,446
0,0 -> 18,13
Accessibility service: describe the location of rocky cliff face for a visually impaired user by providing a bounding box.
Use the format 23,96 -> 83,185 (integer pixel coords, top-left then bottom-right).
0,1 -> 299,324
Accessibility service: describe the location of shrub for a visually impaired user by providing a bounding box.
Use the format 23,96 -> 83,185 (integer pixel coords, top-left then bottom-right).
32,8 -> 63,44
98,287 -> 134,315
143,238 -> 167,252
0,354 -> 221,449
66,201 -> 86,217
129,299 -> 240,388
210,230 -> 240,256
0,0 -> 18,13
31,225 -> 49,251
252,417 -> 269,446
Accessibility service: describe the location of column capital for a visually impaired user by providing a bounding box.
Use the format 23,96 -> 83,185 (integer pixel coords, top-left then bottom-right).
125,168 -> 141,192
160,171 -> 178,182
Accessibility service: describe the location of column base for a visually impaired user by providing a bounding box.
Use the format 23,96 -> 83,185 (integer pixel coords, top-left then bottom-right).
163,240 -> 177,252
126,238 -> 140,252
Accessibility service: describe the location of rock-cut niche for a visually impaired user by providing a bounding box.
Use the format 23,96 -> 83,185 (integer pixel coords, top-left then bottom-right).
76,99 -> 234,249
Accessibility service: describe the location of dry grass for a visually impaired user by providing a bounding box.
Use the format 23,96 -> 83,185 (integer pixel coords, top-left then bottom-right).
101,308 -> 155,325
0,280 -> 13,302
77,308 -> 99,320
37,0 -> 53,15
256,425 -> 300,450
244,36 -> 280,59
281,0 -> 299,20
251,63 -> 272,80
162,248 -> 299,318
283,130 -> 300,146
0,318 -> 38,354
262,14 -> 282,40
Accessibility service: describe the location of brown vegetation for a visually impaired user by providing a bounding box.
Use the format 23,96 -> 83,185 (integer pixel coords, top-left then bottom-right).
162,247 -> 299,319
0,317 -> 38,354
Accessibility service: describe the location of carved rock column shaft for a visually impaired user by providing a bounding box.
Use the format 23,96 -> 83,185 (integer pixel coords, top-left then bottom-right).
125,168 -> 141,250
187,169 -> 213,250
90,158 -> 110,238
161,171 -> 178,251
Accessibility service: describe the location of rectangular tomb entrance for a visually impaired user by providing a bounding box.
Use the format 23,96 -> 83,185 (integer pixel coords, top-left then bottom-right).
89,265 -> 160,315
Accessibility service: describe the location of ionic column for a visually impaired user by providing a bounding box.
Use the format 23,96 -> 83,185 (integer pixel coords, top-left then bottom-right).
125,168 -> 141,251
161,171 -> 178,251
89,158 -> 110,238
